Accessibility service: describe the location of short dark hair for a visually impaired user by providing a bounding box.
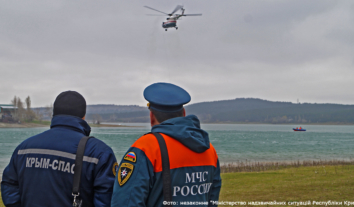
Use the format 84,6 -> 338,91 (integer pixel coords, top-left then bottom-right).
151,108 -> 184,123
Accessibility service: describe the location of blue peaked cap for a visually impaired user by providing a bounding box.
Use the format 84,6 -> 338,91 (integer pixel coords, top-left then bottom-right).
144,82 -> 191,112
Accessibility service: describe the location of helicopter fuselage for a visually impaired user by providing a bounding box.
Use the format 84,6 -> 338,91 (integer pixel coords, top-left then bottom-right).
162,15 -> 180,30
162,18 -> 177,29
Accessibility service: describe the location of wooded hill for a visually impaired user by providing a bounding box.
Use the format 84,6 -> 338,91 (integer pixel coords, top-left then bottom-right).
184,98 -> 354,124
86,105 -> 148,123
36,98 -> 354,124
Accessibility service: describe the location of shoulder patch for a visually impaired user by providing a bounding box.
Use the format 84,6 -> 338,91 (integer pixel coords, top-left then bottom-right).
118,162 -> 134,186
112,162 -> 118,176
124,151 -> 137,163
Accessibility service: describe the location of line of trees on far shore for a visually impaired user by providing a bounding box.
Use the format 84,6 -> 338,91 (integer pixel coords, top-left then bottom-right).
10,96 -> 36,122
9,96 -> 52,123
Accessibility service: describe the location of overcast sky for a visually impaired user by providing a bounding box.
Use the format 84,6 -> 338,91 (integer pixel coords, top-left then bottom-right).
1,0 -> 354,107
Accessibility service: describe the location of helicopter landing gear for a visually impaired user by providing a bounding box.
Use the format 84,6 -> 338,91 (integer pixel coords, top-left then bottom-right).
176,27 -> 178,30
165,29 -> 167,31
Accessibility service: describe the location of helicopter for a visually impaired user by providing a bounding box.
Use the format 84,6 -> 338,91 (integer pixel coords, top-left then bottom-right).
144,5 -> 202,31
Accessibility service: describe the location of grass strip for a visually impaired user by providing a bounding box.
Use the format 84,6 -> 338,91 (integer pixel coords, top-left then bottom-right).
220,165 -> 354,206
220,159 -> 354,173
0,193 -> 3,207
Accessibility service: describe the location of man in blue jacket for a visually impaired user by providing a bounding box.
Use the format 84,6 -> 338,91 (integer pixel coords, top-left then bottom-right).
1,91 -> 117,207
111,83 -> 221,207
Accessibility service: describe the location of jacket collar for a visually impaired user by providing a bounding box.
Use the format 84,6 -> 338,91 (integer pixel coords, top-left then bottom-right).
151,115 -> 210,153
50,115 -> 91,136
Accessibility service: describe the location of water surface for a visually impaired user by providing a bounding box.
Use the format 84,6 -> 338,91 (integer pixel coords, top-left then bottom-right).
1,124 -> 353,174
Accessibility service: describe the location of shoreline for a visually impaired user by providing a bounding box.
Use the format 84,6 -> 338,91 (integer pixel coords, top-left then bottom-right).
219,158 -> 354,165
0,123 -> 48,128
1,121 -> 354,128
0,122 -> 140,128
220,159 -> 354,173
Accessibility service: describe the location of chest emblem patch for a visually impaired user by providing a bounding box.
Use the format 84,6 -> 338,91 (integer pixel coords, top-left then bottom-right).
124,152 -> 137,163
118,162 -> 134,186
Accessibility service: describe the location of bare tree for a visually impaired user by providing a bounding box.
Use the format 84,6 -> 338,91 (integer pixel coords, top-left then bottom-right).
17,98 -> 25,122
10,96 -> 18,118
25,96 -> 31,110
11,96 -> 18,107
10,97 -> 25,122
24,96 -> 36,121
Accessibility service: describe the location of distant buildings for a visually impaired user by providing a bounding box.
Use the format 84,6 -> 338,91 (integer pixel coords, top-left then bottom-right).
0,104 -> 16,122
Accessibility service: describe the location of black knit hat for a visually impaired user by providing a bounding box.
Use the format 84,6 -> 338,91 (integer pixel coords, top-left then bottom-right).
53,91 -> 86,118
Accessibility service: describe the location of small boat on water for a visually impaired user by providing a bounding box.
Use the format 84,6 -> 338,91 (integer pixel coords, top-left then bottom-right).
293,128 -> 306,131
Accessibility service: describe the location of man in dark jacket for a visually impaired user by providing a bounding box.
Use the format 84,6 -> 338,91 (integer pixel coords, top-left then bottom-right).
1,91 -> 117,207
111,82 -> 221,207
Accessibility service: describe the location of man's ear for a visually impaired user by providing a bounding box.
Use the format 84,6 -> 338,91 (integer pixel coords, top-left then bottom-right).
150,111 -> 159,127
150,111 -> 154,126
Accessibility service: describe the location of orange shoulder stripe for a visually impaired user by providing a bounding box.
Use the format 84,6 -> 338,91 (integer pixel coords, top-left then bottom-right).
132,133 -> 218,173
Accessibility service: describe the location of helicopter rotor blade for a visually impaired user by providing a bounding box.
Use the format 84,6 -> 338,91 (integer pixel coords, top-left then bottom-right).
146,14 -> 168,16
182,14 -> 202,16
144,6 -> 169,15
169,5 -> 183,15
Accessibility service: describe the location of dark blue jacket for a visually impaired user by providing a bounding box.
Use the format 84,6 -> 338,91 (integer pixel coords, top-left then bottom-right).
111,115 -> 221,207
1,115 -> 117,207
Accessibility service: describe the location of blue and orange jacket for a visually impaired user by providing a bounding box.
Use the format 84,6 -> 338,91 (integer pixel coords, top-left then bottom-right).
1,115 -> 117,207
111,115 -> 221,207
